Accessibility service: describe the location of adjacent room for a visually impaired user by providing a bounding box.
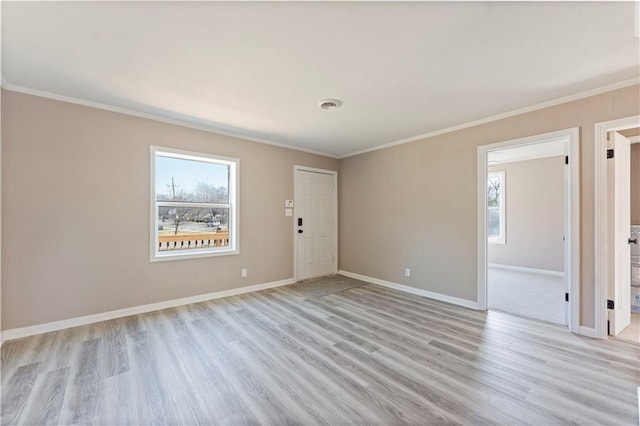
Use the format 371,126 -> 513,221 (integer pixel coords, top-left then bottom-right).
1,2 -> 639,425
486,139 -> 568,326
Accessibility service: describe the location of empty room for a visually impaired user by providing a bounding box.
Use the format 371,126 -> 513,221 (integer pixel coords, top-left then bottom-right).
486,139 -> 568,325
1,2 -> 639,425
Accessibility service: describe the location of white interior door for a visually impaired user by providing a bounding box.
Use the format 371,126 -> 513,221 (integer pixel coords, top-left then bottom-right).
296,169 -> 335,280
607,131 -> 631,335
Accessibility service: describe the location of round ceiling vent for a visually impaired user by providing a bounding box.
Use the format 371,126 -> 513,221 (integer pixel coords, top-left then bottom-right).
318,99 -> 342,110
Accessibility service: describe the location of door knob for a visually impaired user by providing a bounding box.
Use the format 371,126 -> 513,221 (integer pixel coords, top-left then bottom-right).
298,229 -> 303,234
629,238 -> 638,245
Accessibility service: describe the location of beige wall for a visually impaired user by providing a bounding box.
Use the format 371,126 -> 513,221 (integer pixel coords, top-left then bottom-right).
488,156 -> 564,272
632,143 -> 640,225
339,84 -> 640,327
1,90 -> 338,330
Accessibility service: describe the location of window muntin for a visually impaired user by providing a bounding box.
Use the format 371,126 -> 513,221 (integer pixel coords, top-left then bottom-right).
487,171 -> 505,244
151,147 -> 238,261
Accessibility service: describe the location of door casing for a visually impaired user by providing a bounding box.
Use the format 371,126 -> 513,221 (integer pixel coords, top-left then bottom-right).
477,127 -> 580,333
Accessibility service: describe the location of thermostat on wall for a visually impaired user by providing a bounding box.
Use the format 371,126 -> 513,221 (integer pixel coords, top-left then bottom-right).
285,200 -> 294,208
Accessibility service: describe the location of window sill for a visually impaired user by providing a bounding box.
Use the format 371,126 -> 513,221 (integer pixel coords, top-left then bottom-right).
488,239 -> 506,245
151,248 -> 239,262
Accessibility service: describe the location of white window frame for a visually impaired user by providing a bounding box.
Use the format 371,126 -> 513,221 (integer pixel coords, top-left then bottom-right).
487,170 -> 505,245
150,146 -> 239,262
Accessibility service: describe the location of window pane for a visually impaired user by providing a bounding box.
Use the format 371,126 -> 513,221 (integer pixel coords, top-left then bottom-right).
157,206 -> 230,251
488,175 -> 502,207
488,208 -> 501,238
155,155 -> 229,203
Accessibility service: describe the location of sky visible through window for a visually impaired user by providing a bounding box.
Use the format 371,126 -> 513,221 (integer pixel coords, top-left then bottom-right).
155,155 -> 229,198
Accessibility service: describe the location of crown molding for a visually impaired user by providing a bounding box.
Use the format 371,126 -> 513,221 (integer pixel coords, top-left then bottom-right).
338,77 -> 640,158
1,82 -> 340,159
2,77 -> 638,160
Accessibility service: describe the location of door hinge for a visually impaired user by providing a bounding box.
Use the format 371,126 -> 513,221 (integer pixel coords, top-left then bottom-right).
607,149 -> 614,159
565,156 -> 569,165
565,293 -> 569,302
607,299 -> 615,309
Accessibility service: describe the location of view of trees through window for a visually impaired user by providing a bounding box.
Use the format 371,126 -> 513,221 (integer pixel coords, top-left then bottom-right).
155,154 -> 232,240
156,178 -> 229,236
487,172 -> 503,240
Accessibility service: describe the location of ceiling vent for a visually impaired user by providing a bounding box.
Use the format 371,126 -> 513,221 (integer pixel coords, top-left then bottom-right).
318,99 -> 342,110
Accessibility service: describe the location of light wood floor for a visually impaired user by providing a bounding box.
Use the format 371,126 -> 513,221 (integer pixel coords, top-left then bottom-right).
2,275 -> 639,425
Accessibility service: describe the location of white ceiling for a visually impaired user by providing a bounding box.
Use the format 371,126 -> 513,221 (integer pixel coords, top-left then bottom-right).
2,2 -> 639,158
488,138 -> 566,165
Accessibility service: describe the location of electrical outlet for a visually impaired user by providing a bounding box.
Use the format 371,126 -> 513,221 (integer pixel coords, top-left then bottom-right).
405,268 -> 411,277
241,268 -> 247,278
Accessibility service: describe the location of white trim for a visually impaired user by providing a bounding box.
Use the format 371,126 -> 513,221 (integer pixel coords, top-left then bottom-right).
477,128 -> 580,334
477,146 -> 489,311
149,145 -> 240,262
490,151 -> 566,165
579,326 -> 597,338
567,131 -> 581,333
0,278 -> 296,345
488,263 -> 564,277
628,135 -> 640,144
2,84 -> 339,159
338,270 -> 479,310
293,166 -> 338,281
341,78 -> 639,158
594,115 -> 640,339
636,0 -> 640,39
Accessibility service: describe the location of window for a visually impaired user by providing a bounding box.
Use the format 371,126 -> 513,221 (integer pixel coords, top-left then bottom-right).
487,171 -> 505,244
151,146 -> 238,261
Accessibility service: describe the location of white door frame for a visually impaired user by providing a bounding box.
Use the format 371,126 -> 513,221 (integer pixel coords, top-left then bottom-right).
477,128 -> 580,333
594,115 -> 640,339
293,165 -> 338,281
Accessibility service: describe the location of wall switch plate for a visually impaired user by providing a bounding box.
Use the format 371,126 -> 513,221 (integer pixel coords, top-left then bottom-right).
405,268 -> 411,277
241,268 -> 247,278
285,200 -> 294,208
285,208 -> 293,216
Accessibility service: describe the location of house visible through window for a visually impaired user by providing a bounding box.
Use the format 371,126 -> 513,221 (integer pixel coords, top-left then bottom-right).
151,147 -> 238,261
487,171 -> 505,244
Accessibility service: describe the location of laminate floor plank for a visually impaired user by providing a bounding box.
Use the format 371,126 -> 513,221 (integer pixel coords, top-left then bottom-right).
126,330 -> 179,425
100,372 -> 138,426
101,319 -> 130,378
2,275 -> 638,425
18,367 -> 69,426
0,363 -> 40,425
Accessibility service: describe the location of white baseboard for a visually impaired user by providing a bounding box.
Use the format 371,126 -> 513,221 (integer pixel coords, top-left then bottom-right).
338,270 -> 479,310
1,278 -> 296,345
488,263 -> 564,277
579,326 -> 597,338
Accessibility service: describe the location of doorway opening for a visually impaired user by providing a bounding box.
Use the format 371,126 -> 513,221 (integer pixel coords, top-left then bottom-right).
477,128 -> 580,333
594,115 -> 640,342
293,166 -> 338,281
